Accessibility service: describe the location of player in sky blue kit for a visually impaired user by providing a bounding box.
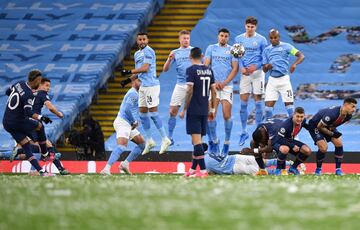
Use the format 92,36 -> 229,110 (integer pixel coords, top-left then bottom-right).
100,79 -> 146,175
307,97 -> 357,176
179,47 -> 216,178
162,30 -> 193,145
2,70 -> 53,176
204,28 -> 238,155
235,16 -> 268,146
262,29 -> 305,120
121,33 -> 171,155
272,107 -> 311,175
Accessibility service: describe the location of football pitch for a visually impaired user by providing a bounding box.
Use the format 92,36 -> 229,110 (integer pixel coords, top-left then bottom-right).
1,174 -> 359,230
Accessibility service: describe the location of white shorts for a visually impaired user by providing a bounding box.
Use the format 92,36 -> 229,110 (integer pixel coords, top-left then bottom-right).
239,69 -> 265,95
209,85 -> 233,104
232,155 -> 259,175
139,85 -> 160,108
170,84 -> 187,106
113,117 -> 140,140
264,75 -> 294,103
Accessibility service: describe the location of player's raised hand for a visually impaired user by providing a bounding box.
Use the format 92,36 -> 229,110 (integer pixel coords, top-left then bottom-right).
120,78 -> 132,88
179,110 -> 185,119
290,63 -> 297,73
57,112 -> 64,119
168,52 -> 175,61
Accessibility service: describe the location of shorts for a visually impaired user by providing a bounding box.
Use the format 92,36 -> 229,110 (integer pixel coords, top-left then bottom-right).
3,118 -> 39,143
209,85 -> 233,104
113,117 -> 140,140
272,139 -> 306,155
232,155 -> 259,175
170,84 -> 187,106
239,69 -> 265,95
138,85 -> 160,108
308,126 -> 332,145
265,75 -> 294,103
186,114 -> 207,136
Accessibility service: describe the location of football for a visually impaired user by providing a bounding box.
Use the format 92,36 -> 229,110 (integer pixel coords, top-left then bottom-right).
230,43 -> 245,58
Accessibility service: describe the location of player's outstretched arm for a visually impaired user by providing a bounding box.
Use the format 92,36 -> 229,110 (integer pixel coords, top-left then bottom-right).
290,51 -> 305,73
208,85 -> 217,121
179,84 -> 193,119
163,52 -> 174,72
44,101 -> 63,118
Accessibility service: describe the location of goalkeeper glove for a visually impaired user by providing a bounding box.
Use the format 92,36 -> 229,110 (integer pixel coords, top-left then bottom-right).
40,116 -> 52,124
120,78 -> 132,88
121,69 -> 132,76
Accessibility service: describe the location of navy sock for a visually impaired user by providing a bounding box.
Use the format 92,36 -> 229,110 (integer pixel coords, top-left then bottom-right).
316,150 -> 326,169
23,142 -> 42,171
334,146 -> 343,169
277,152 -> 287,169
53,159 -> 64,171
193,144 -> 205,170
255,156 -> 265,169
292,153 -> 309,168
191,159 -> 198,170
198,158 -> 206,170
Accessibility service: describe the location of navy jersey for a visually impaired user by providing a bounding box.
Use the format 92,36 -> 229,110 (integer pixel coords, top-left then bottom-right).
308,106 -> 352,129
275,117 -> 307,141
186,64 -> 215,115
33,90 -> 50,114
259,118 -> 283,140
3,81 -> 35,123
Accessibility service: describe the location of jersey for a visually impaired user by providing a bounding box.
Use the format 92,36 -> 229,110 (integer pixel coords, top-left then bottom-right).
308,106 -> 352,130
33,90 -> 50,114
3,81 -> 35,123
134,45 -> 159,87
116,87 -> 139,125
171,46 -> 193,84
204,43 -> 238,86
186,64 -> 215,115
205,154 -> 236,174
235,32 -> 267,70
274,117 -> 307,142
258,118 -> 283,140
262,41 -> 299,77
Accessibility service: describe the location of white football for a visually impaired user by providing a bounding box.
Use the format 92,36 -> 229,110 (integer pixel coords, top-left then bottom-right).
230,43 -> 245,58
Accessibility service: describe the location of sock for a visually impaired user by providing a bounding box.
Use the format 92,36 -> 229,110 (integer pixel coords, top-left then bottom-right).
167,116 -> 176,139
255,101 -> 263,125
265,159 -> 277,167
316,150 -> 326,169
198,159 -> 206,171
139,112 -> 151,139
334,146 -> 344,169
267,168 -> 276,175
31,144 -> 40,153
107,145 -> 126,166
264,106 -> 273,120
53,159 -> 65,171
224,119 -> 233,142
39,142 -> 48,155
125,143 -> 145,162
193,144 -> 205,170
285,160 -> 292,166
23,142 -> 42,171
276,152 -> 287,169
191,159 -> 198,170
240,101 -> 248,133
255,156 -> 265,169
149,111 -> 167,139
286,104 -> 295,118
208,120 -> 217,142
292,153 -> 309,168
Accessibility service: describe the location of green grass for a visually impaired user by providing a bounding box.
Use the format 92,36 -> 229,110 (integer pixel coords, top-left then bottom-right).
1,174 -> 359,230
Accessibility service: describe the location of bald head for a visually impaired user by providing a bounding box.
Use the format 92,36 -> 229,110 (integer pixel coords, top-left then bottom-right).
269,29 -> 280,46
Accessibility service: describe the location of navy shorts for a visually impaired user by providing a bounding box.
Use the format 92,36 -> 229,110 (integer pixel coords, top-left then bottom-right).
3,118 -> 39,143
272,139 -> 306,155
308,126 -> 332,145
186,114 -> 207,136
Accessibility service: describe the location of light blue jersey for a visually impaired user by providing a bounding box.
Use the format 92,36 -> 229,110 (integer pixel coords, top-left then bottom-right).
235,32 -> 267,70
117,88 -> 139,125
205,43 -> 238,86
262,42 -> 299,77
134,45 -> 159,87
171,46 -> 193,84
205,154 -> 236,174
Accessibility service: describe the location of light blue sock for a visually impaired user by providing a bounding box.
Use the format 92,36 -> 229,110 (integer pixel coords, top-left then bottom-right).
167,116 -> 176,139
224,119 -> 233,142
264,106 -> 273,120
140,112 -> 151,139
286,104 -> 295,117
126,143 -> 145,162
240,101 -> 248,133
265,158 -> 277,167
255,101 -> 263,125
208,120 -> 217,142
267,168 -> 276,175
286,160 -> 292,166
107,145 -> 126,166
149,111 -> 167,139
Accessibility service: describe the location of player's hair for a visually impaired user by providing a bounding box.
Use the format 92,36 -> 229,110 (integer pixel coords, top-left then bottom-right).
245,16 -> 258,25
295,107 -> 305,114
41,77 -> 51,84
179,30 -> 190,36
252,127 -> 268,144
190,47 -> 202,59
28,69 -> 42,82
218,28 -> 230,34
344,97 -> 357,104
137,32 -> 148,37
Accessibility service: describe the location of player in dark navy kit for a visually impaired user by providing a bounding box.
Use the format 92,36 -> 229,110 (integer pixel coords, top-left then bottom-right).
2,70 -> 53,176
272,107 -> 312,175
308,97 -> 357,176
32,77 -> 69,175
179,47 -> 216,178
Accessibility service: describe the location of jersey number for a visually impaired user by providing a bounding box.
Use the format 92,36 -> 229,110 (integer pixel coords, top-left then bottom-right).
7,88 -> 20,110
200,76 -> 211,97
